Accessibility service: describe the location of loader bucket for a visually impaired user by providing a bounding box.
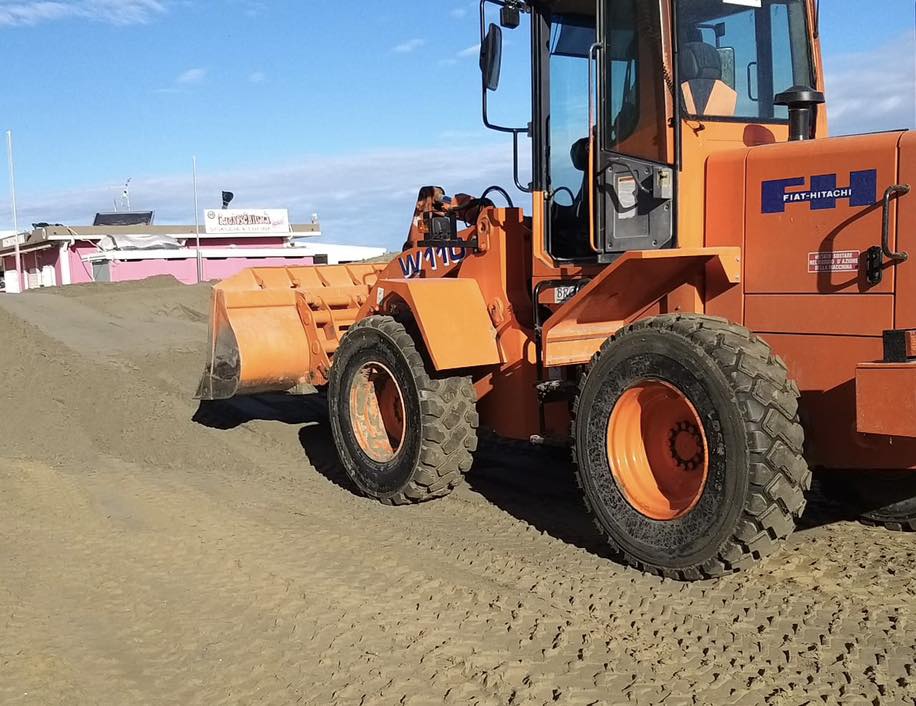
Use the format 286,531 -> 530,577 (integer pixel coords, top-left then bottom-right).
196,263 -> 388,400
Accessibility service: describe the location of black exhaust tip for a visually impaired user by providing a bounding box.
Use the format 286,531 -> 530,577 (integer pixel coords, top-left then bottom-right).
775,86 -> 826,141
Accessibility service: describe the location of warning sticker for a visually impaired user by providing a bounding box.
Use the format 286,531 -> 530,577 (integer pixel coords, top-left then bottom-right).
808,250 -> 860,274
616,175 -> 638,220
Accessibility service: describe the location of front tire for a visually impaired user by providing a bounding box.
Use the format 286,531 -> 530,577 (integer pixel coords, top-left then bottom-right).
573,315 -> 811,580
328,316 -> 478,505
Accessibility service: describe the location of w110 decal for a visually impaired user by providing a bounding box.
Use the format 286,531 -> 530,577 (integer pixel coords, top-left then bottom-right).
398,245 -> 468,279
762,169 -> 877,214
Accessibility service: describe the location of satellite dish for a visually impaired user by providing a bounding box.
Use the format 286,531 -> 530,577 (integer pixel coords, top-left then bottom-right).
222,191 -> 235,209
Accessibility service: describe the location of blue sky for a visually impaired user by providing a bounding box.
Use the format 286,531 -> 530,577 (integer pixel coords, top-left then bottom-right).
2,0 -> 914,248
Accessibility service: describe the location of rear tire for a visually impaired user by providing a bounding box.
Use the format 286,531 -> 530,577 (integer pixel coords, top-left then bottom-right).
573,315 -> 811,580
328,316 -> 478,505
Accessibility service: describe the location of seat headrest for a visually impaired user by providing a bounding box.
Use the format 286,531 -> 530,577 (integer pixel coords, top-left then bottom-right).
680,42 -> 722,81
570,137 -> 589,172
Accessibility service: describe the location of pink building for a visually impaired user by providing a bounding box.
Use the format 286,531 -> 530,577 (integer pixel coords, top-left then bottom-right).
0,222 -> 327,292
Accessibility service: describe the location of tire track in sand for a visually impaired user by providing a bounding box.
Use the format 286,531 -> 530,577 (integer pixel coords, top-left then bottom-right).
0,280 -> 913,705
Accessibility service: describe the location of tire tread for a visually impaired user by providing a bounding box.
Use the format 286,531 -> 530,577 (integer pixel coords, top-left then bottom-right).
339,316 -> 478,506
572,314 -> 811,580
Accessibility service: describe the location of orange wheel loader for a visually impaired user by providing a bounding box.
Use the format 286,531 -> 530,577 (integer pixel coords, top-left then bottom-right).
197,0 -> 916,579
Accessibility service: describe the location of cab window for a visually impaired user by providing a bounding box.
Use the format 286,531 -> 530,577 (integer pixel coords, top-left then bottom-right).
677,0 -> 813,120
604,0 -> 669,164
605,0 -> 640,149
547,14 -> 595,259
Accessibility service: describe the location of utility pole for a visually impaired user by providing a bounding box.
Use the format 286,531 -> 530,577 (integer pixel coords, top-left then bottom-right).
193,156 -> 203,284
6,130 -> 22,293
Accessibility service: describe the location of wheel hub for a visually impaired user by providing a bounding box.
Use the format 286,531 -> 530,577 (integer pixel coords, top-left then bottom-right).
606,380 -> 710,521
669,421 -> 705,471
349,362 -> 406,463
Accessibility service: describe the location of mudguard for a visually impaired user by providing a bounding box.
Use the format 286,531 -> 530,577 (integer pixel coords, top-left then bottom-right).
542,248 -> 741,367
374,277 -> 502,371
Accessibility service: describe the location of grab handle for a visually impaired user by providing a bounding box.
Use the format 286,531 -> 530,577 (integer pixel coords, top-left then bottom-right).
881,184 -> 910,263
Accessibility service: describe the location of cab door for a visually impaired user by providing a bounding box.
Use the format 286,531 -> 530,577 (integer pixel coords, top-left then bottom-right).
595,0 -> 674,261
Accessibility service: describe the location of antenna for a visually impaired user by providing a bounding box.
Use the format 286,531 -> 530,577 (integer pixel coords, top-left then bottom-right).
193,157 -> 202,283
6,130 -> 22,293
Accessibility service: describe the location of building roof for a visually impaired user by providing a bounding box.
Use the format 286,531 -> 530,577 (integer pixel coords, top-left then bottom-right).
0,223 -> 322,257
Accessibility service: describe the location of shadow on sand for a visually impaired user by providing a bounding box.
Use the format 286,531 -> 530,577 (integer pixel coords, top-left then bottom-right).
192,394 -> 857,554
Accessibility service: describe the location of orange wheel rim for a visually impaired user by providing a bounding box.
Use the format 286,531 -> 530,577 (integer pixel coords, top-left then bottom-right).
349,362 -> 406,463
607,380 -> 709,521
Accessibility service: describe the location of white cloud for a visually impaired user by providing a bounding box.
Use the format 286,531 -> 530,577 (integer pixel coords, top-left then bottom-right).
248,71 -> 266,84
155,66 -> 207,93
825,33 -> 916,136
0,0 -> 165,26
14,145 -> 526,250
457,43 -> 480,59
440,43 -> 481,68
176,67 -> 207,85
392,38 -> 426,54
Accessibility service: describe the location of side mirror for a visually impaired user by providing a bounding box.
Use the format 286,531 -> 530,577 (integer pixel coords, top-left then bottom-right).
480,23 -> 503,92
713,22 -> 726,45
500,5 -> 520,29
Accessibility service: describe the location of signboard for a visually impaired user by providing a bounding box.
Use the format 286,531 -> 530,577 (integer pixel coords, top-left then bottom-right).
1,233 -> 24,249
204,208 -> 290,234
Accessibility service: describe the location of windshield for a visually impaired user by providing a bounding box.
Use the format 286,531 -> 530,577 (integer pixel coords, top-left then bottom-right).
676,0 -> 813,121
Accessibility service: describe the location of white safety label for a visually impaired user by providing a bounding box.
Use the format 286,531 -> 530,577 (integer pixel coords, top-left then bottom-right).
617,176 -> 638,220
808,250 -> 860,274
554,285 -> 577,304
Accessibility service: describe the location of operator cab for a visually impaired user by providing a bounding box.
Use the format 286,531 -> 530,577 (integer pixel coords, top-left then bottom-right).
480,0 -> 818,263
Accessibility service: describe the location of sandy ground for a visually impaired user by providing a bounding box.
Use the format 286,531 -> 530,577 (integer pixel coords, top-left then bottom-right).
0,277 -> 913,705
